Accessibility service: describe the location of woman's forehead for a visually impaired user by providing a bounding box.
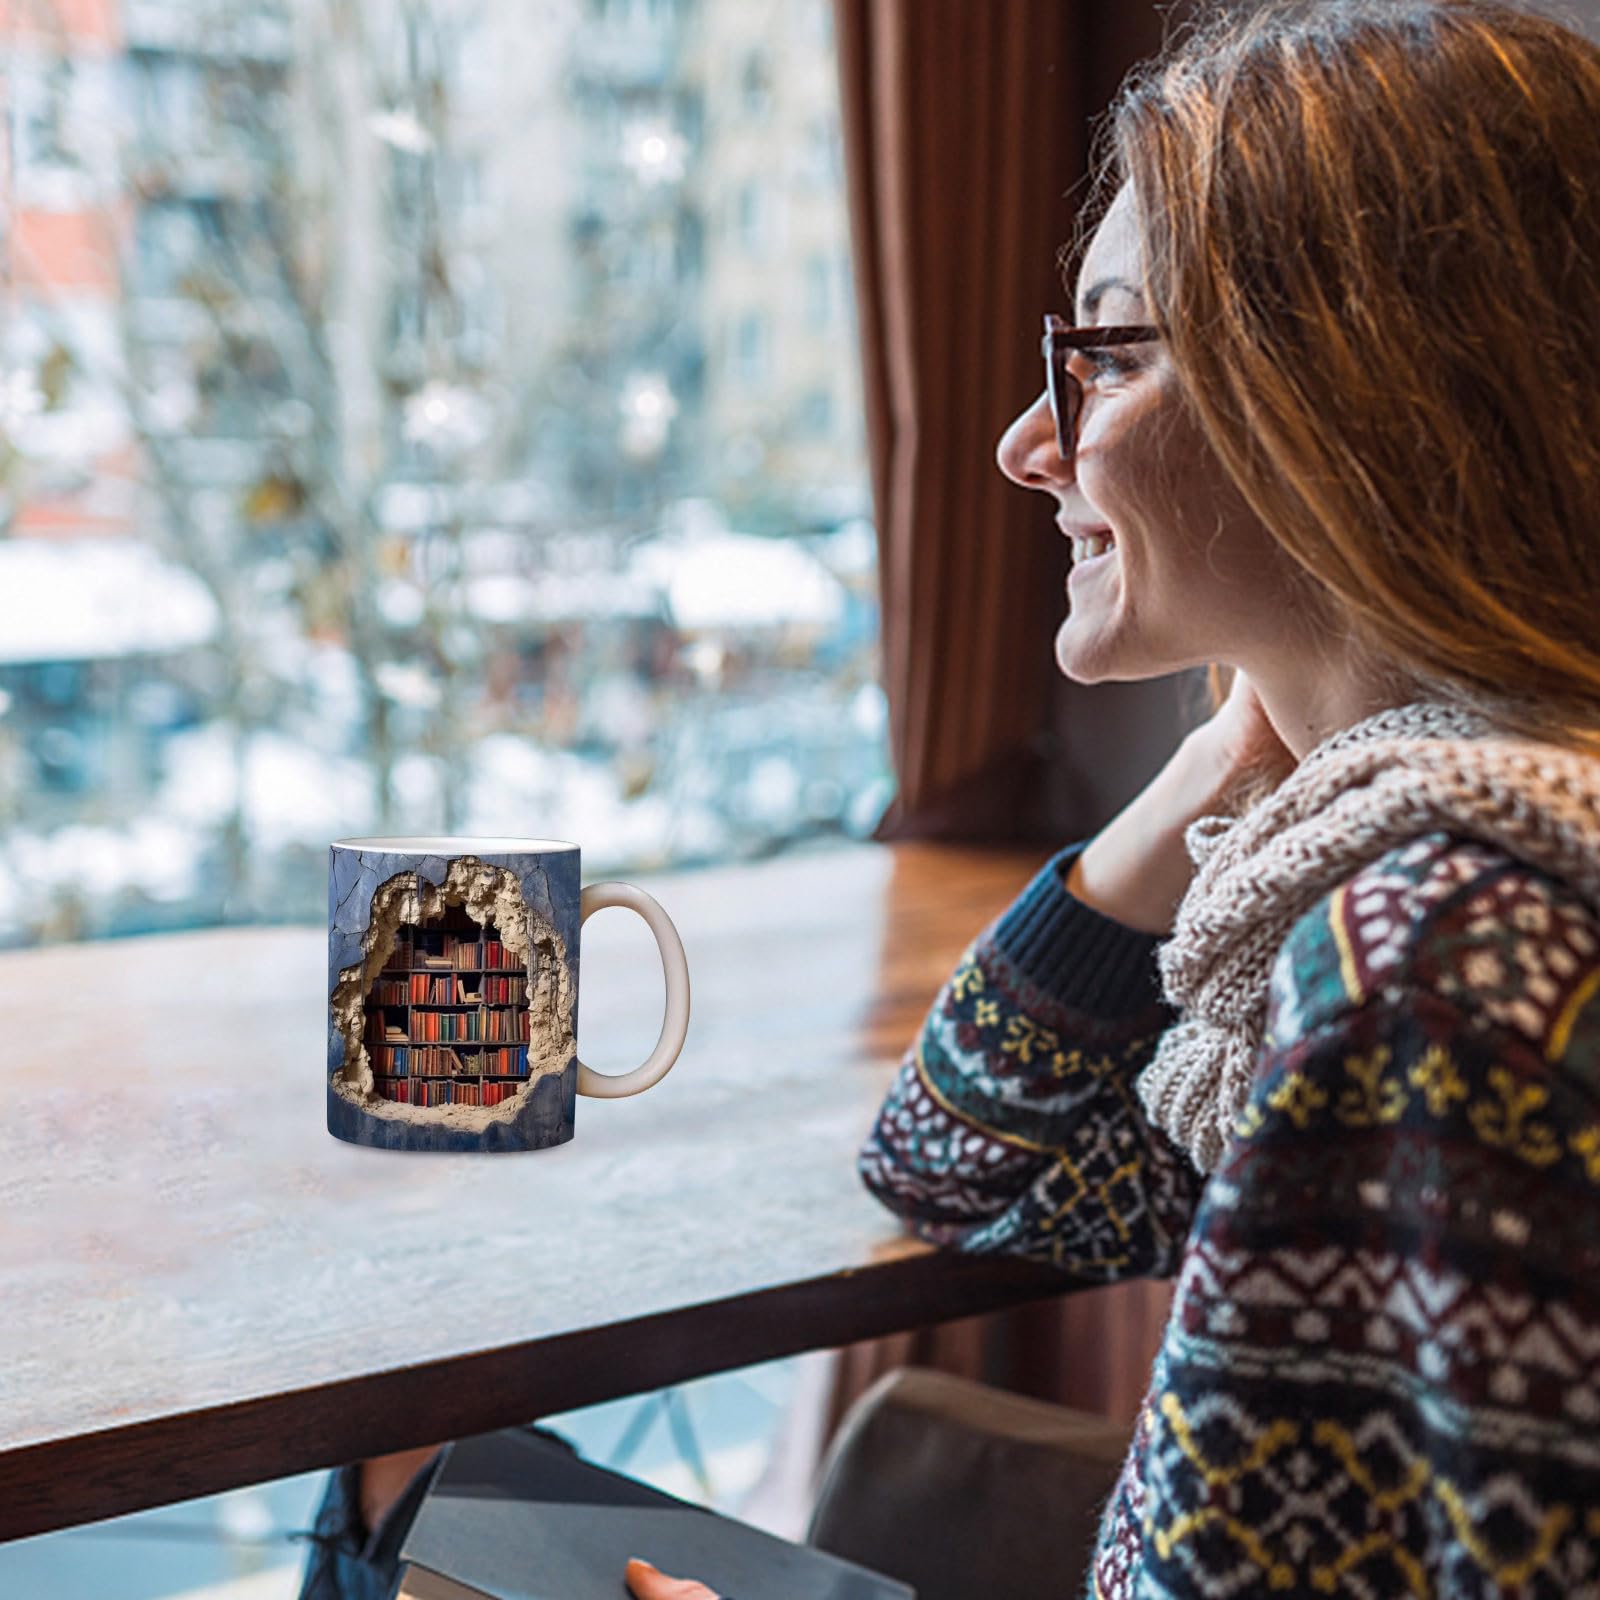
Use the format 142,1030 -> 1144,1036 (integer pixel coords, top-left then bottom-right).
1077,183 -> 1144,319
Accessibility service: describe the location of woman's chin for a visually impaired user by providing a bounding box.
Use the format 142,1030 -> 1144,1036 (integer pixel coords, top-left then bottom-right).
1054,618 -> 1116,682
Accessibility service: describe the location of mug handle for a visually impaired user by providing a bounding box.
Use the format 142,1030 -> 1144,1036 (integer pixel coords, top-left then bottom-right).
576,882 -> 691,1099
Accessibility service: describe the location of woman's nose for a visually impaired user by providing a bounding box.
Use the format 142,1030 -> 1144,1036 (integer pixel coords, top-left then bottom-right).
996,390 -> 1070,489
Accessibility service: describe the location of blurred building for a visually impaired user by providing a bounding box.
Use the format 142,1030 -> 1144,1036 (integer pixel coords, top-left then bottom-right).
2,0 -> 137,540
4,0 -> 867,536
0,0 -> 296,819
686,0 -> 865,524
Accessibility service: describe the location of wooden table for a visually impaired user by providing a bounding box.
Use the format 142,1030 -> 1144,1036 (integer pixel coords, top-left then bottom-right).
0,841 -> 1074,1542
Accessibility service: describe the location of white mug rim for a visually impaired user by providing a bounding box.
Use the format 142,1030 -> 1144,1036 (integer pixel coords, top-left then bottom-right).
331,835 -> 579,853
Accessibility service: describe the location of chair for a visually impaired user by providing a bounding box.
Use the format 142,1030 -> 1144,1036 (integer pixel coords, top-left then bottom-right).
803,1366 -> 1132,1600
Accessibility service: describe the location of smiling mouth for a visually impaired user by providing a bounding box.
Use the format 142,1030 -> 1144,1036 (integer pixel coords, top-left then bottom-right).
1069,531 -> 1115,563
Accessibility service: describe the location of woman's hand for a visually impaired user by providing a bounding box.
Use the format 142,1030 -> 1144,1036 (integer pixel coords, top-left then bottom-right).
624,1557 -> 720,1599
1064,667 -> 1295,934
1184,666 -> 1296,794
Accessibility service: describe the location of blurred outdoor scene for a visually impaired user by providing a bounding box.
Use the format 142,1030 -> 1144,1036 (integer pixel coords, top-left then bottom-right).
1,0 -> 888,948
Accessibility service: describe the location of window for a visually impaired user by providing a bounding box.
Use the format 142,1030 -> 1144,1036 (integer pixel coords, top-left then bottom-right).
739,50 -> 772,119
730,311 -> 770,387
10,54 -> 117,204
0,0 -> 883,948
733,182 -> 765,254
128,53 -> 205,159
805,253 -> 834,330
133,200 -> 211,298
800,113 -> 841,186
16,58 -> 79,171
797,388 -> 833,438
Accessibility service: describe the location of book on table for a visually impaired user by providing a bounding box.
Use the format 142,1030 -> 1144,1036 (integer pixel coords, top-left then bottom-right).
392,1423 -> 915,1600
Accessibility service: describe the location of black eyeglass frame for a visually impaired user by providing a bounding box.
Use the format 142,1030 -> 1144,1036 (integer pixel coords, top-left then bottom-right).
1042,313 -> 1163,458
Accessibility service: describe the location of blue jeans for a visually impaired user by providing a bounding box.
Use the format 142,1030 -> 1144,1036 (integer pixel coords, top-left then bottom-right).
292,1450 -> 442,1600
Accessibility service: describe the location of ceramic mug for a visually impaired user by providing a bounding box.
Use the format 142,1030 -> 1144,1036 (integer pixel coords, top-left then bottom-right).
326,835 -> 690,1152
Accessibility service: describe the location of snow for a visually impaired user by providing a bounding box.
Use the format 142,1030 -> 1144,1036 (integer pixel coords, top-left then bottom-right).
374,660 -> 443,710
0,505 -> 887,941
377,579 -> 427,627
849,681 -> 888,737
6,817 -> 200,905
630,531 -> 844,630
583,671 -> 654,745
463,570 -> 660,623
819,517 -> 877,577
0,539 -> 218,663
157,726 -> 372,849
460,734 -> 721,866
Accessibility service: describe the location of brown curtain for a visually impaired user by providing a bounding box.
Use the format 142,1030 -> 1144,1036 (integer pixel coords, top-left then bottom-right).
838,0 -> 1191,843
826,0 -> 1195,1439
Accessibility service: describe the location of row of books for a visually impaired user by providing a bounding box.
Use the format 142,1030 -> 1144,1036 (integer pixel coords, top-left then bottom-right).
382,931 -> 520,972
399,978 -> 529,1007
373,1044 -> 531,1076
483,939 -> 516,970
381,983 -> 526,1006
486,1009 -> 531,1041
410,1010 -> 483,1042
409,974 -> 485,1005
375,1077 -> 521,1107
371,1004 -> 528,1043
368,988 -> 527,1013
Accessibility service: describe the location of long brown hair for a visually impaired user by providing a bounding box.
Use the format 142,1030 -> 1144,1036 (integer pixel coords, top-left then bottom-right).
1075,0 -> 1600,754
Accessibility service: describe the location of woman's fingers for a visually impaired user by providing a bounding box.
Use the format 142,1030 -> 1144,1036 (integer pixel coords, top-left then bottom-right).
623,1556 -> 722,1599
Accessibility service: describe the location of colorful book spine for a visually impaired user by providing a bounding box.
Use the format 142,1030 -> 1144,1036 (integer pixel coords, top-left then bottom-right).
411,1011 -> 483,1043
362,918 -> 536,1109
481,1009 -> 531,1042
370,1064 -> 526,1103
481,1045 -> 529,1076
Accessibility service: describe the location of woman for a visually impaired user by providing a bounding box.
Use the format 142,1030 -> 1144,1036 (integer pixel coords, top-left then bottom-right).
627,0 -> 1600,1595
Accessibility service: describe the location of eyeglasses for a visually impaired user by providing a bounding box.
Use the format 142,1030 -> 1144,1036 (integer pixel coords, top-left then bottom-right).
1042,313 -> 1163,458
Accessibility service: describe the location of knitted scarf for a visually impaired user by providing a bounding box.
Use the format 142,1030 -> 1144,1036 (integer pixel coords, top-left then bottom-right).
1137,699 -> 1600,1174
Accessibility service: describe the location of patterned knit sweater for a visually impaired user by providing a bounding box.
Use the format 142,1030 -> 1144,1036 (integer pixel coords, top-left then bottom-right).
858,831 -> 1600,1598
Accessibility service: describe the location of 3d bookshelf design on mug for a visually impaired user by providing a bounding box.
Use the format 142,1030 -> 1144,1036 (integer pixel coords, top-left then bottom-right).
327,845 -> 580,1153
366,903 -> 534,1108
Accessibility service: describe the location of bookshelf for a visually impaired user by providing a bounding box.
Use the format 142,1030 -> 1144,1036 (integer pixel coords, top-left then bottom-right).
366,903 -> 532,1108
